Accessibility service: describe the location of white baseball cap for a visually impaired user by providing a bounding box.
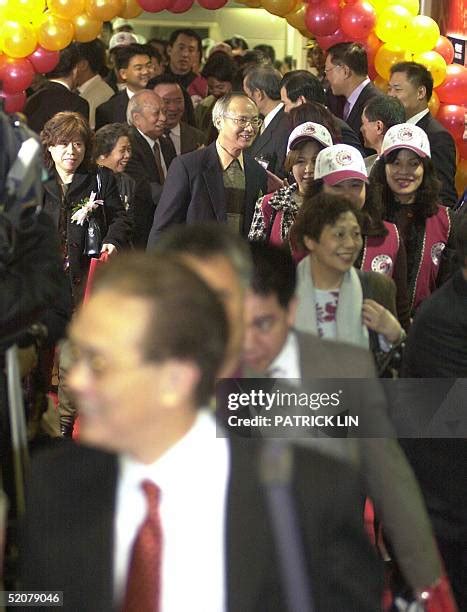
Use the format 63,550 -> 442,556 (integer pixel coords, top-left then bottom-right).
286,122 -> 333,154
109,32 -> 138,50
314,144 -> 368,185
381,123 -> 431,158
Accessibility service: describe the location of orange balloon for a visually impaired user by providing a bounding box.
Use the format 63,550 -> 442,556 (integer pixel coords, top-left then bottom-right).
412,50 -> 447,88
119,0 -> 143,18
262,0 -> 296,17
374,43 -> 406,81
72,12 -> 102,41
455,158 -> 467,196
428,90 -> 440,117
85,0 -> 123,20
373,75 -> 388,92
47,0 -> 85,19
1,20 -> 37,58
285,1 -> 306,30
36,13 -> 74,51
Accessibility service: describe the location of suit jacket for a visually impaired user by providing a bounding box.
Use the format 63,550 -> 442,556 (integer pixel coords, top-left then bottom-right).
20,436 -> 382,612
147,142 -> 268,246
344,82 -> 381,154
95,90 -> 130,131
78,75 -> 115,129
24,82 -> 89,135
334,116 -> 365,156
245,106 -> 290,177
179,121 -> 205,153
416,112 -> 457,207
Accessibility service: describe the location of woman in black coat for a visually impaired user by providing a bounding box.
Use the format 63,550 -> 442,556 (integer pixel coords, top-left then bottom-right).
41,112 -> 131,304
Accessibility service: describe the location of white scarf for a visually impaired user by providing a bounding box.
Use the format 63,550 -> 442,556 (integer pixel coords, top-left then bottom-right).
295,256 -> 369,349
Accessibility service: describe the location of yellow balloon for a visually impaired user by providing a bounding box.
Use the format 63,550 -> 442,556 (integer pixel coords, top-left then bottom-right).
405,15 -> 440,53
373,75 -> 388,93
47,0 -> 85,19
374,5 -> 411,44
367,0 -> 385,14
243,0 -> 261,7
285,1 -> 305,30
374,43 -> 407,81
2,0 -> 46,23
262,0 -> 296,17
119,0 -> 142,18
412,50 -> 447,87
0,20 -> 37,58
393,0 -> 419,16
428,90 -> 440,117
36,13 -> 74,50
85,0 -> 123,21
72,12 -> 101,41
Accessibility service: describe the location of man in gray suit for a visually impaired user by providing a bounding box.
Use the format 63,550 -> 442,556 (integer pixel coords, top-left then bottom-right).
240,242 -> 453,608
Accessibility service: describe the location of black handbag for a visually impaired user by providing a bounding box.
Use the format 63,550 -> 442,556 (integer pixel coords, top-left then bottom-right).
83,171 -> 105,258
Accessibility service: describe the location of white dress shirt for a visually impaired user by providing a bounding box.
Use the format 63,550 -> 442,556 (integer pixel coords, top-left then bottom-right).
166,123 -> 181,156
260,102 -> 284,134
114,410 -> 229,612
138,129 -> 168,177
407,108 -> 430,124
268,331 -> 301,381
345,77 -> 371,119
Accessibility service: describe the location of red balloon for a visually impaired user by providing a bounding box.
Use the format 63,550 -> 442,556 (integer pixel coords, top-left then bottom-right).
137,0 -> 171,11
435,64 -> 467,105
305,0 -> 340,37
198,0 -> 227,7
168,0 -> 193,11
0,57 -> 35,95
340,1 -> 376,40
437,104 -> 466,141
433,35 -> 454,65
0,90 -> 27,113
316,28 -> 352,51
28,46 -> 60,74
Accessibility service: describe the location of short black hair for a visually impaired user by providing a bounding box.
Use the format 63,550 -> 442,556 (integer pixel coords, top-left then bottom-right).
168,28 -> 202,55
363,94 -> 405,131
254,44 -> 275,64
249,242 -> 296,308
201,51 -> 236,82
147,73 -> 183,90
224,36 -> 249,52
47,43 -> 82,79
75,40 -> 107,74
95,123 -> 130,158
144,44 -> 162,64
114,44 -> 151,71
327,42 -> 368,77
456,213 -> 467,268
244,65 -> 281,101
390,61 -> 434,101
291,193 -> 363,251
280,71 -> 326,106
152,223 -> 252,288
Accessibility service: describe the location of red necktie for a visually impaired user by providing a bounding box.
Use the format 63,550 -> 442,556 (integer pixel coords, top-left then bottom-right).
121,480 -> 162,612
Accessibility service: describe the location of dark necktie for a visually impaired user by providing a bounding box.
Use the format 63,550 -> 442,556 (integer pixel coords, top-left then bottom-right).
121,480 -> 162,612
159,130 -> 177,169
152,141 -> 165,184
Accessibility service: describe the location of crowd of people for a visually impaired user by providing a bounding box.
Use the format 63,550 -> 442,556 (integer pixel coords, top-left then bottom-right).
1,23 -> 466,612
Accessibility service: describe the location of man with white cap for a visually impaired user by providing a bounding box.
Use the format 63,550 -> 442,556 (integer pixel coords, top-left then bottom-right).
249,121 -> 333,248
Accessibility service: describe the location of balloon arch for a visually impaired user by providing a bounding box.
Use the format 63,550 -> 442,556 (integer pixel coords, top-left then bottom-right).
0,0 -> 465,191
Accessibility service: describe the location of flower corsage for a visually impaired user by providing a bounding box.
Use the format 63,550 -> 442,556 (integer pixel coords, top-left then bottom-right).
71,191 -> 104,226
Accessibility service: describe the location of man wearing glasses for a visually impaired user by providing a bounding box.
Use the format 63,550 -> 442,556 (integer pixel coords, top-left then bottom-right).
147,93 -> 268,246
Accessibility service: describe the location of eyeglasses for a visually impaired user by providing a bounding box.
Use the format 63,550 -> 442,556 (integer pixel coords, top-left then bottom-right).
223,114 -> 262,129
324,64 -> 342,76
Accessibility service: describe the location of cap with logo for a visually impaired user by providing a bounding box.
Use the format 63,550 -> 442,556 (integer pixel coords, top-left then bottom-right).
314,144 -> 368,185
286,122 -> 333,154
381,123 -> 431,158
109,31 -> 138,51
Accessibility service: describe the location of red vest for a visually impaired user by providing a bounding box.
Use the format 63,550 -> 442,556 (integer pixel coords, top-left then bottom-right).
361,221 -> 400,277
411,205 -> 451,311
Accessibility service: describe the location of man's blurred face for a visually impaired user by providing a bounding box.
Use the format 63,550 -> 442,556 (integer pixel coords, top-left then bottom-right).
153,83 -> 185,130
168,34 -> 199,75
280,86 -> 301,113
183,254 -> 245,376
218,96 -> 260,152
208,76 -> 231,99
388,71 -> 424,119
119,54 -> 152,92
242,291 -> 295,373
324,55 -> 347,96
360,109 -> 382,150
132,92 -> 166,140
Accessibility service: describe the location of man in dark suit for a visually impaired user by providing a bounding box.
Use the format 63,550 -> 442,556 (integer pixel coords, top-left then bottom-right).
239,242 -> 453,606
325,43 -> 381,151
23,43 -> 89,135
243,65 -> 290,177
388,61 -> 457,207
147,93 -> 268,246
279,70 -> 365,156
20,253 -> 382,612
149,73 -> 204,161
95,44 -> 152,130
